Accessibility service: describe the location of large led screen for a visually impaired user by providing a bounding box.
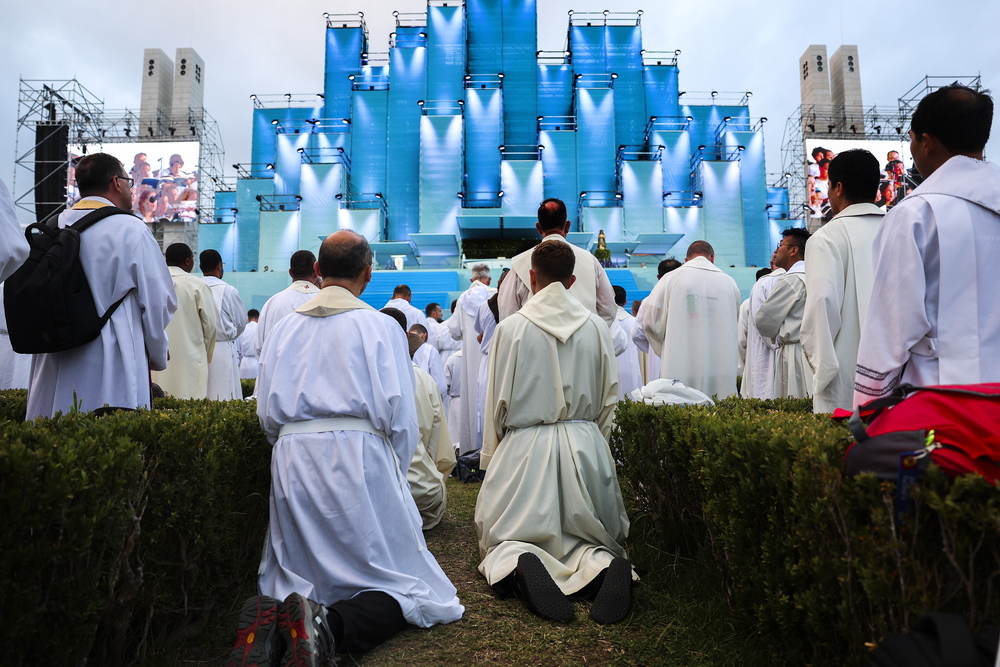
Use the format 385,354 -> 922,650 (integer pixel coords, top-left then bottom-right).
803,138 -> 912,223
67,141 -> 201,223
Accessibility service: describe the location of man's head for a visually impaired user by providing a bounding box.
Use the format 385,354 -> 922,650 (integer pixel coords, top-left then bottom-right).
168,154 -> 184,173
826,149 -> 881,214
393,284 -> 412,301
199,248 -> 224,277
685,241 -> 715,263
887,150 -> 900,162
289,249 -> 318,282
247,309 -> 260,322
536,198 -> 570,236
910,84 -> 993,177
471,263 -> 491,286
657,257 -> 681,278
755,267 -> 773,281
409,323 -> 428,343
380,307 -> 407,332
425,302 -> 442,321
164,243 -> 195,272
772,227 -> 811,270
450,300 -> 458,315
631,299 -> 642,317
529,239 -> 576,293
613,285 -> 627,307
317,230 -> 373,294
74,153 -> 133,211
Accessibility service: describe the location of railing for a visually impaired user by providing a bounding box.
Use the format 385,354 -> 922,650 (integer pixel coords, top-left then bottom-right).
568,10 -> 642,27
257,194 -> 302,212
418,100 -> 465,115
250,93 -> 326,110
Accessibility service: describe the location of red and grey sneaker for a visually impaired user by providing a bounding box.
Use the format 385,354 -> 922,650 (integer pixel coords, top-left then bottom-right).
226,595 -> 283,667
278,592 -> 336,667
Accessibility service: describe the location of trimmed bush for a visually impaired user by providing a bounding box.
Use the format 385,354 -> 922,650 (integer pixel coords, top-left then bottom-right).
610,398 -> 1000,665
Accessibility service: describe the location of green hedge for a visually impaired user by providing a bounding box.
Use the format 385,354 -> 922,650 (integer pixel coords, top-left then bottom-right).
0,392 -> 270,666
610,397 -> 1000,665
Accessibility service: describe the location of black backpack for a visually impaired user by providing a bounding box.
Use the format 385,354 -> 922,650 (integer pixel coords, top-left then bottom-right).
864,612 -> 998,667
4,207 -> 131,354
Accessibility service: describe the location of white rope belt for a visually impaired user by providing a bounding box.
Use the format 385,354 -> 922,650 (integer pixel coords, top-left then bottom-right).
278,416 -> 387,440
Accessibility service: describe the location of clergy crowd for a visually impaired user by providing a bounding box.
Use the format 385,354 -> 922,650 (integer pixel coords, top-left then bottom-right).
0,84 -> 998,665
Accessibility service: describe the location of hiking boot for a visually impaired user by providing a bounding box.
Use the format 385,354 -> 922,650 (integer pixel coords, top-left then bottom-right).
226,595 -> 283,667
515,552 -> 575,623
590,557 -> 633,625
278,592 -> 336,667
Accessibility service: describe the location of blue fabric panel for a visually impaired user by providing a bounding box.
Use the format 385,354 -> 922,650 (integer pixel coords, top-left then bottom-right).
338,209 -> 383,243
300,163 -> 344,247
250,108 -> 320,179
324,26 -> 363,120
233,178 -> 275,272
464,88 -> 503,201
499,0 -> 538,146
420,115 -> 464,235
581,207 -> 624,241
606,26 -> 645,147
662,206 -> 705,255
621,161 -> 663,237
273,132 -> 308,197
540,130 -> 578,214
643,65 -> 679,119
198,221 -> 237,269
724,130 -> 769,267
427,6 -> 466,103
466,0 -> 501,74
650,129 -> 691,197
258,210 -> 300,273
570,26 -> 605,75
386,40 -> 427,239
576,88 -> 616,195
701,161 -> 746,267
537,65 -> 573,118
500,161 -> 544,217
350,90 -> 389,195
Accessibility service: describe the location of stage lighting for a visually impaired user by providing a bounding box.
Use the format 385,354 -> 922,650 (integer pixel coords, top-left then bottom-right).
168,127 -> 176,136
457,192 -> 464,198
357,11 -> 363,17
124,127 -> 131,137
348,74 -> 355,81
498,145 -> 505,151
568,10 -> 574,15
711,91 -> 718,98
457,99 -> 464,106
284,93 -> 292,100
392,11 -> 398,17
850,124 -> 857,134
580,191 -> 587,198
658,145 -> 665,150
375,192 -> 383,199
266,164 -> 274,170
664,192 -> 672,197
603,9 -> 610,16
723,116 -> 731,122
190,126 -> 197,135
271,119 -> 279,125
615,193 -> 623,199
564,50 -> 571,57
678,91 -> 686,97
323,12 -> 329,19
807,124 -> 815,132
694,192 -> 702,198
874,125 -> 882,134
418,33 -> 426,37
335,193 -> 343,200
828,124 -> 836,133
575,74 -> 583,80
231,208 -> 238,214
737,145 -> 745,151
342,119 -> 350,125
618,145 -> 626,152
698,145 -> 706,151
250,94 -> 258,101
295,195 -> 303,202
297,147 -> 305,153
233,164 -> 240,170
464,74 -> 471,81
640,49 -> 645,55
497,73 -> 505,79
746,91 -> 753,98
637,9 -> 643,15
895,126 -> 902,134
537,116 -> 544,122
766,204 -> 773,209
686,116 -> 693,122
337,147 -> 344,152
675,49 -> 682,55
649,116 -> 657,122
538,145 -> 545,151
316,93 -> 324,100
497,190 -> 504,197
610,72 -> 618,79
417,100 -> 425,106
761,117 -> 767,123
255,195 -> 263,202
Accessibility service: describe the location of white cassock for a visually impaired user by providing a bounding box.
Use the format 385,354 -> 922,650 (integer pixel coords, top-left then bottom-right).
237,320 -> 259,380
614,306 -> 642,400
256,285 -> 464,627
151,267 -> 216,400
0,176 -> 28,283
443,350 -> 463,445
855,156 -> 1000,404
255,280 -> 321,356
428,316 -> 459,366
476,282 -> 632,595
447,280 -> 495,454
499,234 -> 618,327
408,364 -> 455,531
737,298 -> 750,380
382,297 -> 424,331
204,276 -> 247,400
412,341 -> 447,401
631,301 -> 661,385
642,256 -> 741,399
473,299 -> 497,453
26,198 -> 176,418
754,261 -> 813,399
742,269 -> 786,399
0,287 -> 31,390
801,203 -> 883,413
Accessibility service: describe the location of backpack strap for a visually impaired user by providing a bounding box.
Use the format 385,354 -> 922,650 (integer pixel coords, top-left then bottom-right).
62,206 -> 135,321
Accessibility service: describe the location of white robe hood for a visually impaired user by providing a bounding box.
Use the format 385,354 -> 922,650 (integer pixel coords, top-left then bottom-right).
296,285 -> 374,317
516,282 -> 591,343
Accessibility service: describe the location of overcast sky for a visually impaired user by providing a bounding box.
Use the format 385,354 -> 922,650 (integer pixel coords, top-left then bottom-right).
3,0 -> 998,219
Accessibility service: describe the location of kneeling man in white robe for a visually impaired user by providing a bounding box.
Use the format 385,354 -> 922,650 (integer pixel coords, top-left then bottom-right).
228,231 -> 462,667
475,240 -> 635,625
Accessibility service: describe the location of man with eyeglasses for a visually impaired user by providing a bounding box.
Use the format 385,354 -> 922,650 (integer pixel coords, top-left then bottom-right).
25,153 -> 177,418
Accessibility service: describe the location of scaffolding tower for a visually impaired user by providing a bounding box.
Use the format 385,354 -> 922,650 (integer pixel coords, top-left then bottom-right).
13,78 -> 225,249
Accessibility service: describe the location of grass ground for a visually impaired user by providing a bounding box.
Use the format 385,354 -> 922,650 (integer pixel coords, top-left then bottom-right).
182,478 -> 772,666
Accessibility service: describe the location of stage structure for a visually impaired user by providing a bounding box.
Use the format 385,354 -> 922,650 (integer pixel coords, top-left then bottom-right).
205,1 -> 781,271
13,55 -> 224,249
780,46 -> 983,230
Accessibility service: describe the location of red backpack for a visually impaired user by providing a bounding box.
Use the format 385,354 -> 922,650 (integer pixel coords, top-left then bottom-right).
839,383 -> 1000,485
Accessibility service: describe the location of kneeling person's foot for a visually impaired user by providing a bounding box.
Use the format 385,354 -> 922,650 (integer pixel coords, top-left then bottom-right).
226,595 -> 283,667
515,552 -> 574,623
590,557 -> 633,625
278,593 -> 336,667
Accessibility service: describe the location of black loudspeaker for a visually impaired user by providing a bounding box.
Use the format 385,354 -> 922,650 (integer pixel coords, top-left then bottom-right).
34,122 -> 69,223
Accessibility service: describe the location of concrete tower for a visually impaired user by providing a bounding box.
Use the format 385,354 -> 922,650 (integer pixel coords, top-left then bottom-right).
140,48 -> 174,136
172,48 -> 205,137
830,45 -> 863,133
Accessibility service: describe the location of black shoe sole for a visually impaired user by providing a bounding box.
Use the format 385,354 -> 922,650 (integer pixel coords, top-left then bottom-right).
516,552 -> 575,623
590,557 -> 633,625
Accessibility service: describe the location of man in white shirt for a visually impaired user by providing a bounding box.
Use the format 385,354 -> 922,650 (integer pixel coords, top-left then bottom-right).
25,154 -> 176,417
409,323 -> 448,400
152,243 -> 216,400
255,250 -> 320,356
201,249 -> 247,400
237,309 -> 259,380
856,84 -> 1000,403
0,176 -> 28,282
641,241 -> 741,398
632,258 -> 680,384
801,149 -> 884,412
447,264 -> 494,454
612,285 -> 642,400
382,284 -> 425,331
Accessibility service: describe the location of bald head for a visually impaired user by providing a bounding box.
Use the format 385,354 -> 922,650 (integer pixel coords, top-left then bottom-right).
318,230 -> 372,281
685,240 -> 715,262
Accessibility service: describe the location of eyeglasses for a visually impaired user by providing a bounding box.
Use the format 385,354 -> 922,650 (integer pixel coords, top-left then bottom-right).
116,175 -> 135,187
775,241 -> 797,250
